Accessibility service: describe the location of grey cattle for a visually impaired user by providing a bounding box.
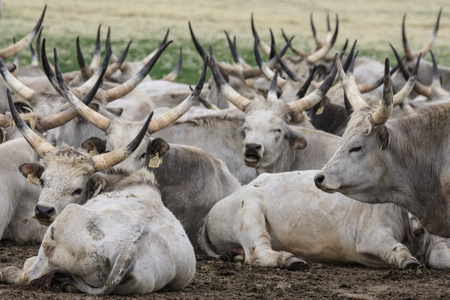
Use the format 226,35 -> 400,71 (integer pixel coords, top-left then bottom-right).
0,137 -> 46,244
201,171 -> 450,270
0,97 -> 194,295
315,56 -> 450,238
82,136 -> 242,249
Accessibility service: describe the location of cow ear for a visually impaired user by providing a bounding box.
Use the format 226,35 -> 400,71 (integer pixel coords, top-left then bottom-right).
146,138 -> 170,169
19,163 -> 44,185
82,137 -> 107,156
106,107 -> 124,117
285,128 -> 307,150
376,125 -> 391,150
87,174 -> 107,199
239,126 -> 246,138
0,128 -> 7,144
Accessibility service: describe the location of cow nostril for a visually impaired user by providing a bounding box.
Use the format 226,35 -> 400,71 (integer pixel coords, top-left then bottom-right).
35,204 -> 56,217
245,143 -> 262,152
314,174 -> 325,188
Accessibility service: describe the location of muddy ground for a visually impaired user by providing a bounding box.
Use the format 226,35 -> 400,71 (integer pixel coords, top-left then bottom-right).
0,241 -> 449,299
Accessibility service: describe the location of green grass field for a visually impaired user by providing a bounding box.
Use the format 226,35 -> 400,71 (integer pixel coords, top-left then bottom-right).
0,0 -> 448,83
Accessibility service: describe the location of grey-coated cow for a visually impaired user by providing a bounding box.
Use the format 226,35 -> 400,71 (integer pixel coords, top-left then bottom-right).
201,171 -> 450,270
315,55 -> 450,238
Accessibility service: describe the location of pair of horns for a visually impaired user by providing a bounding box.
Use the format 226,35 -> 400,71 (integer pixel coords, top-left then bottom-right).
336,54 -> 394,126
210,45 -> 337,115
7,88 -> 152,172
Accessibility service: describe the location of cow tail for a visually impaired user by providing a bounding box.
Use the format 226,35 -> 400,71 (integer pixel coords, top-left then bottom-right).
198,220 -> 221,259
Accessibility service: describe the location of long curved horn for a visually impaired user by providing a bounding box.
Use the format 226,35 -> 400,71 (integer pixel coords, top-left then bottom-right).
77,35 -> 111,91
294,66 -> 317,100
41,46 -> 105,131
147,57 -> 207,134
307,14 -> 338,64
430,50 -> 441,88
141,28 -> 170,65
76,36 -> 92,80
104,41 -> 172,102
287,59 -> 337,115
335,53 -> 368,110
251,13 -> 271,56
269,29 -> 299,81
393,53 -> 420,106
0,58 -> 37,100
225,31 -> 240,64
391,44 -> 432,98
402,14 -> 414,62
53,48 -> 112,132
162,46 -> 182,82
310,13 -> 324,50
7,88 -> 54,157
0,6 -> 46,60
419,8 -> 442,58
267,66 -> 279,101
91,112 -> 153,172
371,59 -> 393,125
281,28 -> 306,57
210,46 -> 251,111
89,25 -> 102,70
104,40 -> 132,78
254,37 -> 286,88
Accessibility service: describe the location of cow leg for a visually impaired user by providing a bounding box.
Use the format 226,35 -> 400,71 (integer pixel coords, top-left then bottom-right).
238,199 -> 309,270
356,232 -> 420,269
425,235 -> 450,269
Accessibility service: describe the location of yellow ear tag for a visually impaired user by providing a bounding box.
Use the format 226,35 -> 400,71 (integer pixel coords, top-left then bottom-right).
2,130 -> 6,143
148,153 -> 163,168
90,148 -> 100,156
315,106 -> 325,115
93,183 -> 102,197
27,174 -> 40,186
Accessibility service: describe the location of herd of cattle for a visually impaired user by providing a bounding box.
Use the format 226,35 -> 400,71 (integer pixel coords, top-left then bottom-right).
0,5 -> 450,295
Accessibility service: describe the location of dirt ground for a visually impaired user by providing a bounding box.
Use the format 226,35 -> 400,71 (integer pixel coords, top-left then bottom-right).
0,241 -> 449,300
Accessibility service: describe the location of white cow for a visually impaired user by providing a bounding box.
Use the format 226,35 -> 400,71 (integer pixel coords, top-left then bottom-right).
201,171 -> 450,270
0,92 -> 195,295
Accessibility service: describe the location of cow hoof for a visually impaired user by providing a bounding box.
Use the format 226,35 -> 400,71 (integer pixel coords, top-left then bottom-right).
285,257 -> 309,271
401,259 -> 422,270
233,255 -> 244,262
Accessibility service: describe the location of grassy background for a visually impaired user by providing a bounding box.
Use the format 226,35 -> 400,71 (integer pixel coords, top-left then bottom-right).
0,0 -> 448,83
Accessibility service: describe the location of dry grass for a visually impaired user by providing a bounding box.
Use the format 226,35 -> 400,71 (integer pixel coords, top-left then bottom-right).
0,0 -> 449,82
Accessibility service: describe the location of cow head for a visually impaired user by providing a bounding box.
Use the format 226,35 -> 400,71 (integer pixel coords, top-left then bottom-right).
209,46 -> 336,172
314,55 -> 394,199
8,88 -> 153,225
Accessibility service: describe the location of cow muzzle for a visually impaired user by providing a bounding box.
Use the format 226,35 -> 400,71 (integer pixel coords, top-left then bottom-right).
314,172 -> 341,192
33,204 -> 56,226
244,143 -> 262,167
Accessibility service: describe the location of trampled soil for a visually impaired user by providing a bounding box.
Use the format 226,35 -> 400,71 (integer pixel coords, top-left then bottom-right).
1,241 -> 449,299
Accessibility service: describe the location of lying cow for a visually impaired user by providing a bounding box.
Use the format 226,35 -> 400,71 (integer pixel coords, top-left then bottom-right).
200,170 -> 450,270
0,91 -> 195,295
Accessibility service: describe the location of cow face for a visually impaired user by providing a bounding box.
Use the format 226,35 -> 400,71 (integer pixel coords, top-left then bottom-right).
20,148 -> 105,226
242,100 -> 306,169
314,108 -> 392,201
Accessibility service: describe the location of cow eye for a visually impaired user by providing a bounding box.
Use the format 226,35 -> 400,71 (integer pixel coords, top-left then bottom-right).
72,188 -> 82,196
349,146 -> 362,153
